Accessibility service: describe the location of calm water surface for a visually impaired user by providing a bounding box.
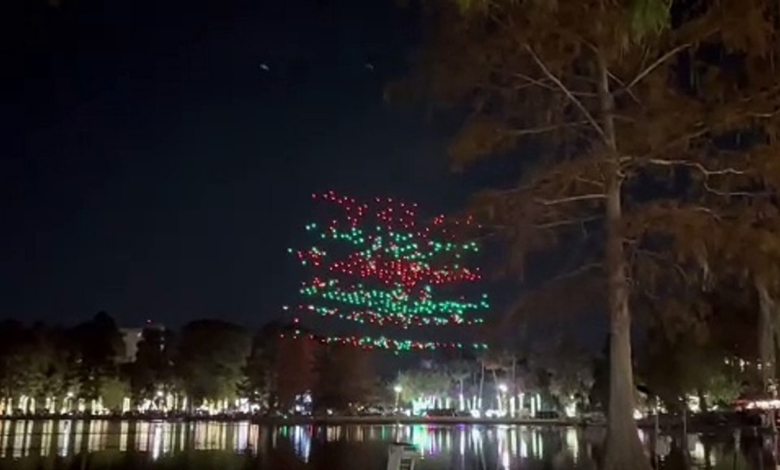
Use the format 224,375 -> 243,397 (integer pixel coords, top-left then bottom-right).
0,419 -> 767,469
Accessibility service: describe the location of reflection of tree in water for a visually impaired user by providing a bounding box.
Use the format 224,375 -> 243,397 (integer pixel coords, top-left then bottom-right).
653,433 -> 759,470
659,441 -> 687,470
740,435 -> 780,470
19,451 -> 276,470
0,423 -> 768,470
307,441 -> 388,470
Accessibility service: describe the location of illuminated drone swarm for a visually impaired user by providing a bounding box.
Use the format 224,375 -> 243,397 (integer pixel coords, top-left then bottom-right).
288,191 -> 489,351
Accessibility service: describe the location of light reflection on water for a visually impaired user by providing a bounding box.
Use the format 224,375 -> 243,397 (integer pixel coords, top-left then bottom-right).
0,419 -> 766,469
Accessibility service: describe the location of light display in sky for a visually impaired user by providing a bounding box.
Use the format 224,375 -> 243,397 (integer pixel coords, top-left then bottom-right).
287,191 -> 489,351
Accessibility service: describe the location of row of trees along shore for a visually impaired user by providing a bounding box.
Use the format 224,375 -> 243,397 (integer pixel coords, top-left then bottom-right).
0,299 -> 769,422
0,313 -> 378,415
391,0 -> 780,469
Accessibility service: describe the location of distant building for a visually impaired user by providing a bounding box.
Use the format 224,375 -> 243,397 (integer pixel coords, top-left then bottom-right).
118,328 -> 143,363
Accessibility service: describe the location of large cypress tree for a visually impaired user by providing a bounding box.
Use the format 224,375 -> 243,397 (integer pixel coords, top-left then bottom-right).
398,0 -> 780,468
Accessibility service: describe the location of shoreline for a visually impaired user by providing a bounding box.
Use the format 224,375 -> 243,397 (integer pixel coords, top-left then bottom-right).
0,415 -> 753,432
0,415 -> 587,426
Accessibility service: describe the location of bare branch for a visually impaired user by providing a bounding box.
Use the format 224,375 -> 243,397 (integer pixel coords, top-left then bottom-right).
747,109 -> 780,118
513,73 -> 556,91
623,44 -> 691,91
645,158 -> 747,176
690,206 -> 723,221
464,231 -> 500,244
535,215 -> 603,229
507,121 -> 587,136
536,193 -> 607,206
575,176 -> 605,189
524,45 -> 607,142
702,180 -> 765,198
607,71 -> 641,104
633,248 -> 690,284
633,125 -> 710,167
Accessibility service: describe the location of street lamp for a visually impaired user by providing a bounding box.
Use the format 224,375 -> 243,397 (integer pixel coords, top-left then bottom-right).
156,390 -> 165,411
394,385 -> 403,413
63,391 -> 74,415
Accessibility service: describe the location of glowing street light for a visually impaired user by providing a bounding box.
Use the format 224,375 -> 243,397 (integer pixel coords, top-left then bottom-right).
497,383 -> 508,415
394,385 -> 403,412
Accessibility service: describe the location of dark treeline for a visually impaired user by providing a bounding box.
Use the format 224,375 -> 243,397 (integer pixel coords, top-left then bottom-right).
0,290 -> 767,421
0,313 -> 378,416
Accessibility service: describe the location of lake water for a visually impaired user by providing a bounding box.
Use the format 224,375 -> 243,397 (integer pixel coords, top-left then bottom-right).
0,419 -> 768,469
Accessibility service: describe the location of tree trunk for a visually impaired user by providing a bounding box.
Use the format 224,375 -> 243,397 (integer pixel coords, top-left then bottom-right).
459,378 -> 465,410
757,277 -> 776,393
597,53 -> 652,470
479,361 -> 485,411
697,389 -> 708,413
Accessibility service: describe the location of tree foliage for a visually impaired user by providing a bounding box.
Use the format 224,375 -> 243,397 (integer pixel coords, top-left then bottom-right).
241,323 -> 318,411
529,338 -> 594,412
396,0 -> 780,467
175,320 -> 251,406
312,345 -> 376,412
0,322 -> 71,406
130,326 -> 175,403
639,284 -> 759,410
0,317 -> 390,415
396,368 -> 452,405
71,312 -> 125,403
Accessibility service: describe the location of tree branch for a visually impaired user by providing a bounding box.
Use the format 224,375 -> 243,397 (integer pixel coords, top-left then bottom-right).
635,126 -> 710,162
535,215 -> 603,229
690,206 -> 723,221
507,122 -> 587,136
575,176 -> 605,189
645,158 -> 747,176
633,248 -> 690,284
747,109 -> 780,118
607,71 -> 641,104
513,73 -> 556,91
537,193 -> 607,206
513,72 -> 597,97
623,44 -> 691,91
702,180 -> 765,198
524,45 -> 607,143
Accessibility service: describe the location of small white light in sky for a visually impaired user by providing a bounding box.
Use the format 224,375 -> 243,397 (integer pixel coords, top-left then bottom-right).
260,63 -> 270,71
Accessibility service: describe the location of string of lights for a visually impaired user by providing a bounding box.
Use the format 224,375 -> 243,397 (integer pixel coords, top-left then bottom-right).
299,281 -> 488,317
298,305 -> 485,327
279,329 -> 489,352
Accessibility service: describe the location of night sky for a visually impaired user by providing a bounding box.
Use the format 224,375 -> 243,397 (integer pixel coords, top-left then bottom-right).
10,0 -> 476,328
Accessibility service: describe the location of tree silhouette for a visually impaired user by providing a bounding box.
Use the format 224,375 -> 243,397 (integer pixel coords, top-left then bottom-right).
71,312 -> 124,410
174,320 -> 250,407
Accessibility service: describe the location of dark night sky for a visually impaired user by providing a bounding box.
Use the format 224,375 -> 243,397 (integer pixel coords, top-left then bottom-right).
8,0 -> 607,349
9,0 -> 476,328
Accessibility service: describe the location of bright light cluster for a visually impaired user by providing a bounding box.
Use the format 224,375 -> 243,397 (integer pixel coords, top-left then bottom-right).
280,330 -> 488,351
299,305 -> 484,327
287,191 -> 489,351
300,280 -> 489,317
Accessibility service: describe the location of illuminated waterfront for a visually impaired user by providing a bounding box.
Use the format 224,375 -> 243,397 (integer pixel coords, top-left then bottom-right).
0,420 -> 766,469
